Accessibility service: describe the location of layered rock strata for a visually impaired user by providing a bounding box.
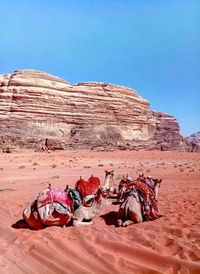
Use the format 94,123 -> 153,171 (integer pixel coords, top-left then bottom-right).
0,70 -> 186,151
184,132 -> 200,152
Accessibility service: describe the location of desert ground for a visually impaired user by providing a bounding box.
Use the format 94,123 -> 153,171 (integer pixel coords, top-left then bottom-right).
0,150 -> 200,274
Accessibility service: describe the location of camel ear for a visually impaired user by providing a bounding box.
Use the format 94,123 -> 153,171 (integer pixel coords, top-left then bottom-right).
159,179 -> 162,183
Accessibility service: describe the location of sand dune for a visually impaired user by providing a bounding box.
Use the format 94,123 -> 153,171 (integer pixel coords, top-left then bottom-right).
0,151 -> 200,274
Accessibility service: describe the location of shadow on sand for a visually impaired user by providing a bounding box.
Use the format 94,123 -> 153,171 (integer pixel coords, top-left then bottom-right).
100,211 -> 118,226
12,219 -> 31,229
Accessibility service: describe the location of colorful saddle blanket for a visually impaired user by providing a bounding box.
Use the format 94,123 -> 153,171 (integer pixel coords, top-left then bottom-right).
23,187 -> 73,230
133,181 -> 159,221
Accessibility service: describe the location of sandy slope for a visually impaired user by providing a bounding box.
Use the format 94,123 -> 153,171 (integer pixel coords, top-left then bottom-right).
0,150 -> 200,274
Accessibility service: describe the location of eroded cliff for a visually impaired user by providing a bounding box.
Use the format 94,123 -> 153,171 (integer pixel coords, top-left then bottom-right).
0,70 -> 186,151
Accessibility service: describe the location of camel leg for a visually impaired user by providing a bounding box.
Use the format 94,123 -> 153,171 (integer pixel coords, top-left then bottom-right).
117,208 -> 124,219
122,220 -> 134,227
73,219 -> 93,226
129,210 -> 143,223
117,208 -> 125,226
118,192 -> 124,203
117,219 -> 123,227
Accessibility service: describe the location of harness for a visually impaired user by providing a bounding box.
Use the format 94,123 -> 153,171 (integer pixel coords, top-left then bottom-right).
82,195 -> 96,207
65,188 -> 99,210
124,181 -> 159,221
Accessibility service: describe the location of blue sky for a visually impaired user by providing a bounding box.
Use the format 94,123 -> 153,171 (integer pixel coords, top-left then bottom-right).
0,0 -> 199,136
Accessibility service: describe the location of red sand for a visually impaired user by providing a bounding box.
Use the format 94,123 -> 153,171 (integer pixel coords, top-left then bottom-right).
0,150 -> 200,274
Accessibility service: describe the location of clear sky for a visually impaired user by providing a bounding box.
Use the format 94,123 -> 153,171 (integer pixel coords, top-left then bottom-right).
0,0 -> 199,137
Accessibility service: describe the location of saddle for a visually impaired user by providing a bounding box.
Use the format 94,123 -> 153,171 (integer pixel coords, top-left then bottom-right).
132,181 -> 159,221
133,180 -> 155,196
23,187 -> 73,230
75,175 -> 100,198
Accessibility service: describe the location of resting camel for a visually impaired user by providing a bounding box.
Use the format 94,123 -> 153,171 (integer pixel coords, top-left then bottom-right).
72,188 -> 105,226
117,178 -> 162,227
21,171 -> 115,229
102,170 -> 114,191
72,171 -> 114,226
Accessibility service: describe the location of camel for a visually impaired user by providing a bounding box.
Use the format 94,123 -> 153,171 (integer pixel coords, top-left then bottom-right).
72,171 -> 114,226
147,177 -> 162,200
102,170 -> 114,191
102,170 -> 122,198
117,189 -> 143,226
117,178 -> 162,227
72,188 -> 104,226
21,171 -> 115,229
23,184 -> 73,230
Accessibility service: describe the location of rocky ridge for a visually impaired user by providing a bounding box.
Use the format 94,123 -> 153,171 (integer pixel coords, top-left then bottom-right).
0,69 -> 190,152
185,132 -> 200,152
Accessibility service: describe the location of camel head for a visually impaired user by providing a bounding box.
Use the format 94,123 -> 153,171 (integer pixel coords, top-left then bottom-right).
138,174 -> 146,181
152,178 -> 162,187
152,178 -> 162,199
105,170 -> 114,178
103,170 -> 114,190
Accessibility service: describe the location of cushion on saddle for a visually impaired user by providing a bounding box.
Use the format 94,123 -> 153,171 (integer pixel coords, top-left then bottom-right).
66,188 -> 82,211
119,182 -> 129,189
37,188 -> 73,208
76,176 -> 100,198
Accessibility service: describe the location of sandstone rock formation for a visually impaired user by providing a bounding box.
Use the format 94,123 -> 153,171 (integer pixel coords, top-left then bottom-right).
184,132 -> 200,152
0,70 -> 186,151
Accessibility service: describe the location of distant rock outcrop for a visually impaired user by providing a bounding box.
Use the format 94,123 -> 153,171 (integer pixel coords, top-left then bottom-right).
184,132 -> 200,152
0,69 -> 187,151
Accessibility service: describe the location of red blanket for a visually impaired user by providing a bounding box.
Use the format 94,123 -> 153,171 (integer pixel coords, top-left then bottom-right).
76,176 -> 100,198
133,181 -> 160,221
